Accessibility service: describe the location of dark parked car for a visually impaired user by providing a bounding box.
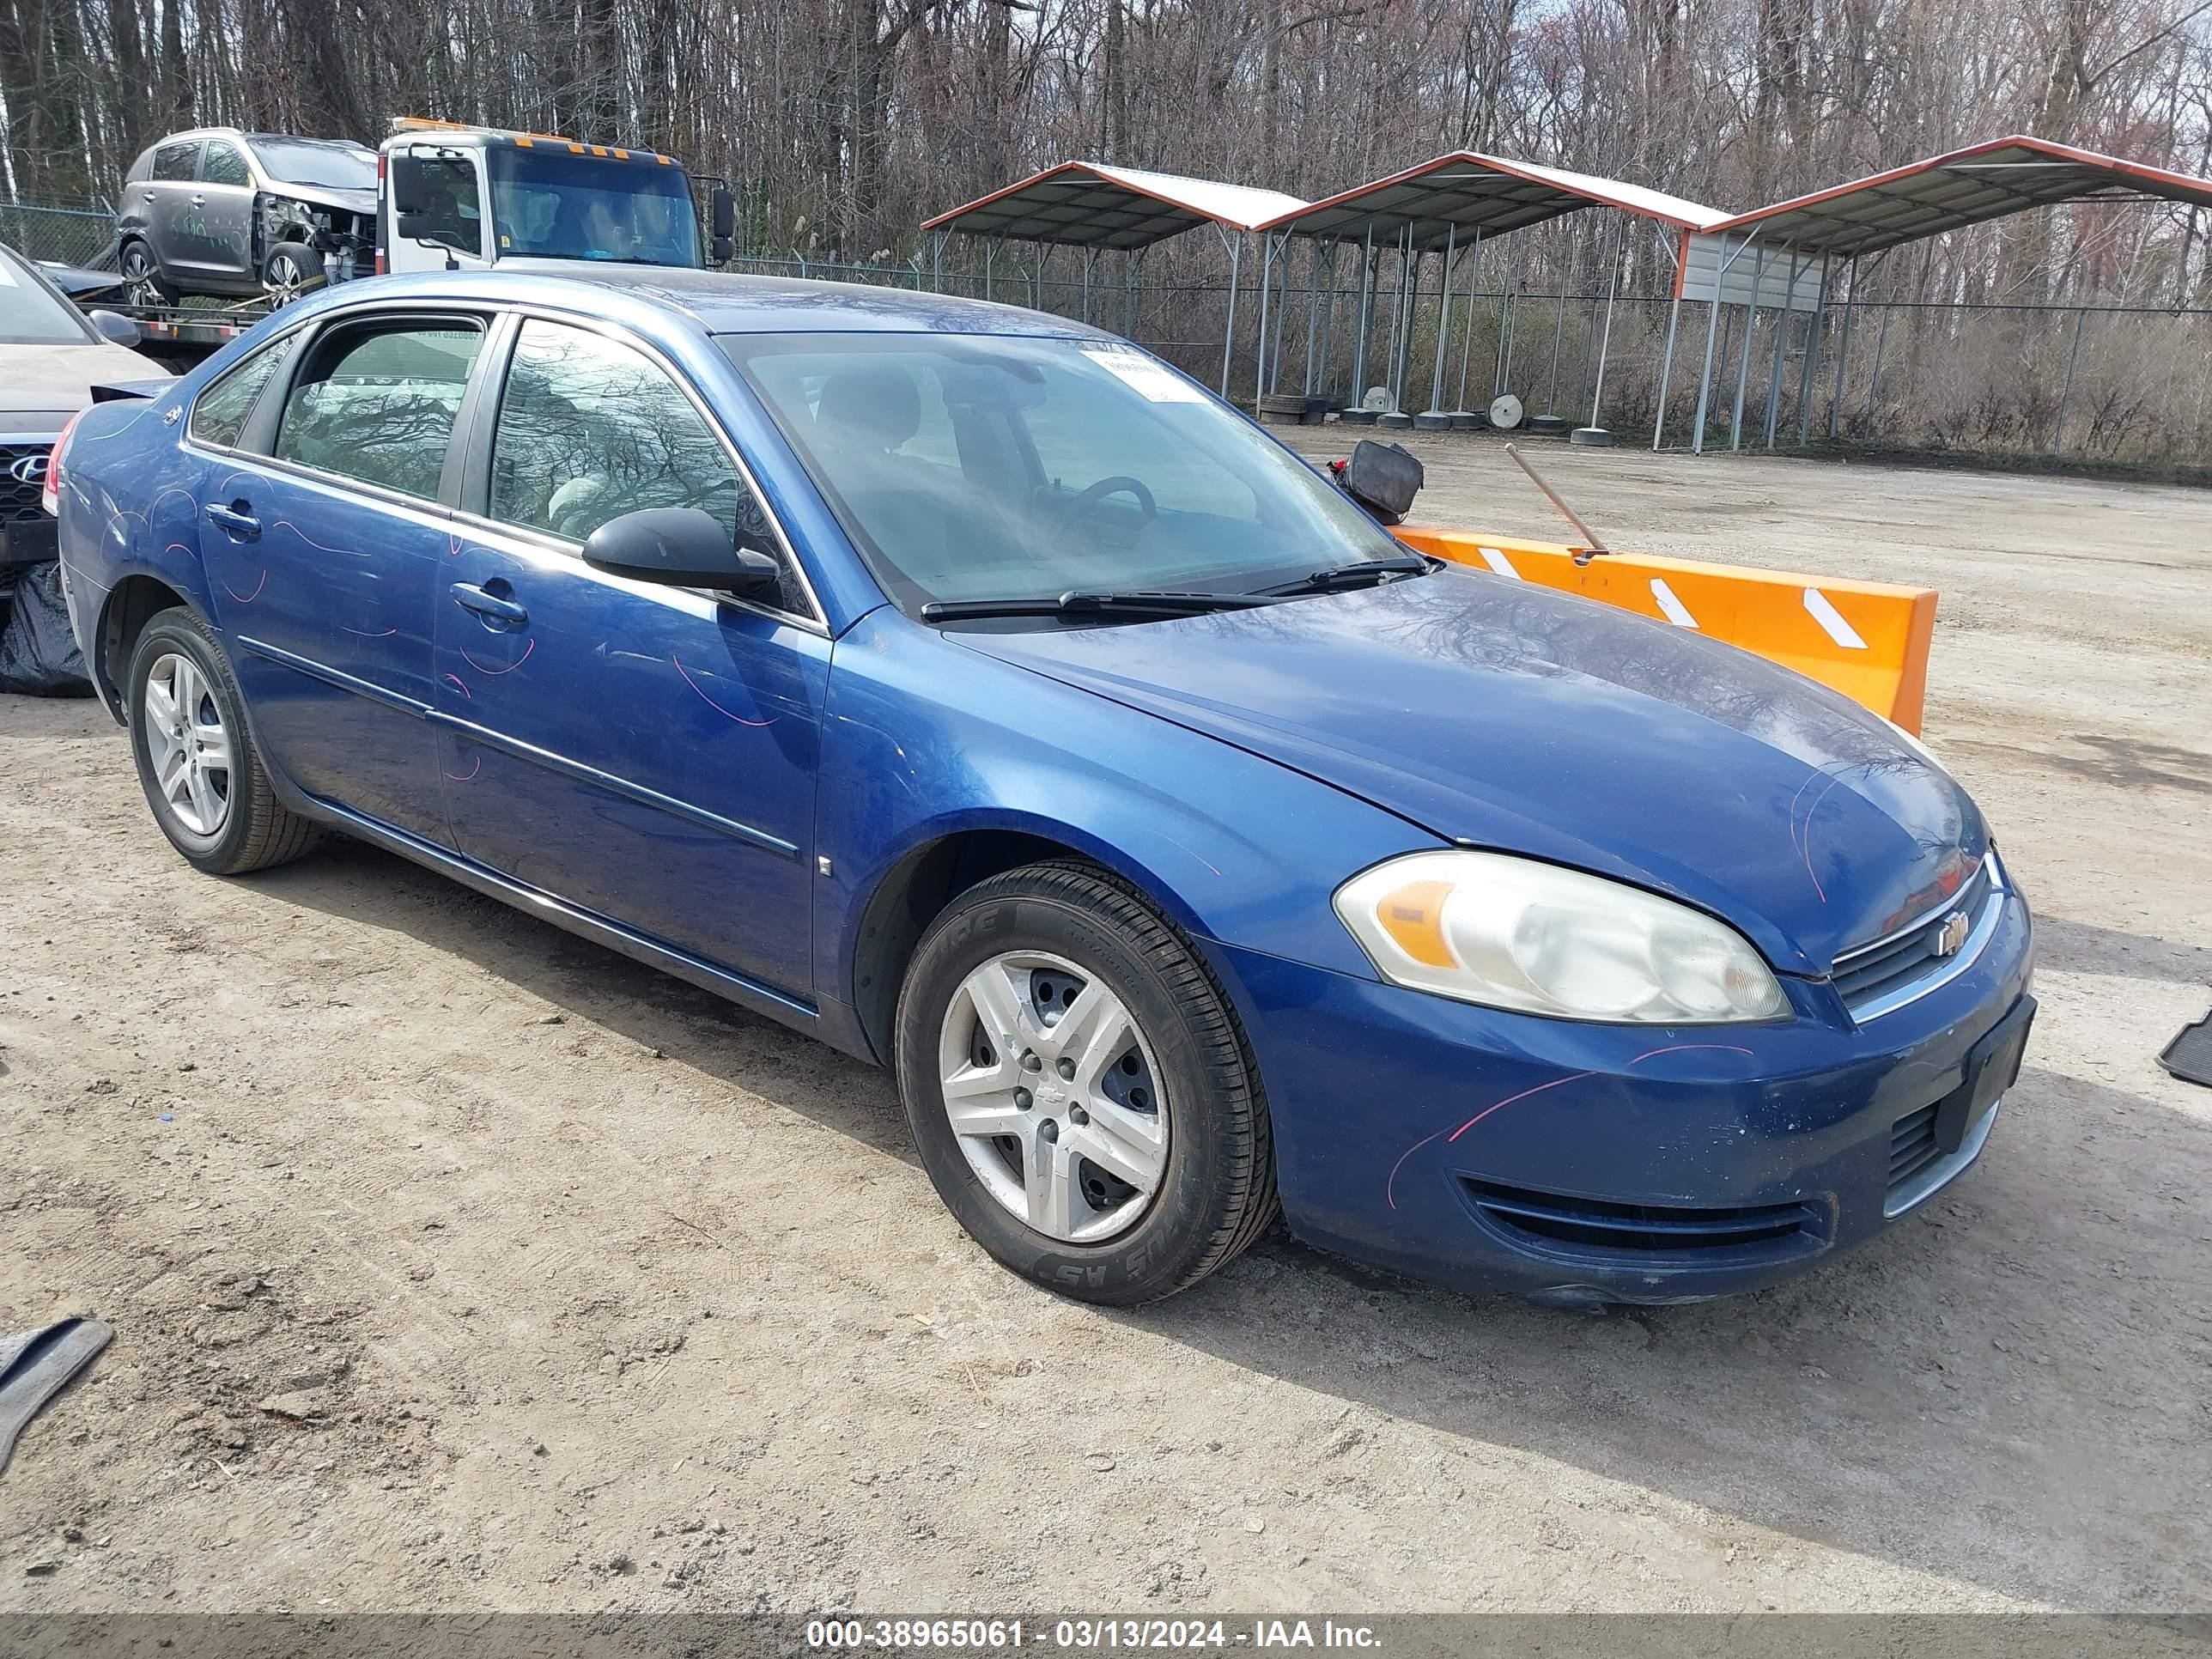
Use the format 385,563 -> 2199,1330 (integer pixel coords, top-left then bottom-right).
49,270 -> 2034,1308
117,127 -> 376,305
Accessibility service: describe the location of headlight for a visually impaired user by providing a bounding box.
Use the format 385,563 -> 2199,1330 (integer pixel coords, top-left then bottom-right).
1334,850 -> 1788,1024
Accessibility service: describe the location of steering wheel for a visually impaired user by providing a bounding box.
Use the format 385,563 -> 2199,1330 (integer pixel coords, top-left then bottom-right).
1072,475 -> 1158,538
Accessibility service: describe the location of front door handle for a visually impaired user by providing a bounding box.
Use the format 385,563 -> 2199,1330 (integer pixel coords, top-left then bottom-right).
189,193 -> 205,207
204,500 -> 260,540
450,581 -> 528,628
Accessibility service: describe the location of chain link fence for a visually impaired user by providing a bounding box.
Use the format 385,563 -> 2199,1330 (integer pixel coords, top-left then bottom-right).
0,202 -> 118,270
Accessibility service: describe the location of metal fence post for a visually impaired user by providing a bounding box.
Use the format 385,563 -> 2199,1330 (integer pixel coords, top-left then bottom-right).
2051,305 -> 2089,453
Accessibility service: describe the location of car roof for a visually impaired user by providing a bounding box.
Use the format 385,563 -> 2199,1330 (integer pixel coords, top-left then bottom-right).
297,266 -> 1117,342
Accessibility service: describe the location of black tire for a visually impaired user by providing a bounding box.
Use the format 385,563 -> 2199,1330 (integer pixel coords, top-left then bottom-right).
118,239 -> 177,306
895,860 -> 1278,1304
263,241 -> 318,306
125,608 -> 321,876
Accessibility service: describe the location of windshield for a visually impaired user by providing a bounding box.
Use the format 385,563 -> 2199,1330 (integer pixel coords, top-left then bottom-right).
487,149 -> 701,269
721,333 -> 1402,611
0,247 -> 95,346
246,135 -> 378,191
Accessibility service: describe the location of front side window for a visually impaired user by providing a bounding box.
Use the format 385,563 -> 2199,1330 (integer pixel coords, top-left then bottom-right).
200,141 -> 251,188
274,320 -> 483,501
722,333 -> 1400,613
188,332 -> 299,447
151,141 -> 198,181
486,149 -> 699,268
399,157 -> 483,255
489,319 -> 768,551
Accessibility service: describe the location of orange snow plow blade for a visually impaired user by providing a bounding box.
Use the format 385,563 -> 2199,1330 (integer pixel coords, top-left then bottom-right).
1393,527 -> 1940,734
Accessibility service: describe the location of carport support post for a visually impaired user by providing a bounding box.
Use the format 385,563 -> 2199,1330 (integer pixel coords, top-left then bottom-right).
1254,231 -> 1275,410
1692,231 -> 1758,454
1427,222 -> 1457,411
1217,228 -> 1243,398
1652,293 -> 1684,449
1390,227 -> 1415,409
1081,247 -> 1094,325
1269,239 -> 1292,396
930,230 -> 945,293
1455,228 -> 1482,410
1730,242 -> 1772,451
2051,305 -> 2088,453
1587,220 -> 1624,428
1122,249 -> 1139,339
1763,250 -> 1802,447
1349,226 -> 1375,401
1795,253 -> 1832,446
984,240 -> 995,301
1862,300 -> 1891,429
1826,257 -> 1859,440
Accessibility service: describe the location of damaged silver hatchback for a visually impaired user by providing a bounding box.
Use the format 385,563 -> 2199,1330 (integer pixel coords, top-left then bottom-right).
115,127 -> 376,307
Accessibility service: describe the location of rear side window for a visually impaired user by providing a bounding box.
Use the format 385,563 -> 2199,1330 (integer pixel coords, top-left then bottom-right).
274,319 -> 484,501
188,333 -> 298,449
200,141 -> 251,187
151,142 -> 198,181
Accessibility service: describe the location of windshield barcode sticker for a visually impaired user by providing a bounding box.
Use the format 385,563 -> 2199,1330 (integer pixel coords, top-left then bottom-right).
1082,346 -> 1208,403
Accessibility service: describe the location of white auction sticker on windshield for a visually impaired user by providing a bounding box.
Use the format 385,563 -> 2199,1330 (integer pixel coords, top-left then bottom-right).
1082,346 -> 1208,403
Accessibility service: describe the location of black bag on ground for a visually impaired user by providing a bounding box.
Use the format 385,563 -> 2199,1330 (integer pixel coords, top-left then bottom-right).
0,561 -> 93,696
1339,438 -> 1425,525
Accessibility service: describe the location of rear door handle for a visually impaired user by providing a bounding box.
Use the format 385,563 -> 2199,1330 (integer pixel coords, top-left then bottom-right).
450,581 -> 528,627
189,193 -> 205,207
204,501 -> 260,540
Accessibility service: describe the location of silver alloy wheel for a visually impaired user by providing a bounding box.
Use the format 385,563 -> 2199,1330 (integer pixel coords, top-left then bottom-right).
936,949 -> 1170,1243
266,250 -> 308,306
143,652 -> 233,837
121,245 -> 163,307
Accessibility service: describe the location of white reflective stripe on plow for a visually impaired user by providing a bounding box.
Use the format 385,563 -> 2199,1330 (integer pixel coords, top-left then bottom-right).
1649,577 -> 1698,628
1478,546 -> 1520,578
1802,586 -> 1869,649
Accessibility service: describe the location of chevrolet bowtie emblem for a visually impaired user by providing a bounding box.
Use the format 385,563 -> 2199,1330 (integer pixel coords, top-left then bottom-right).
1932,910 -> 1971,957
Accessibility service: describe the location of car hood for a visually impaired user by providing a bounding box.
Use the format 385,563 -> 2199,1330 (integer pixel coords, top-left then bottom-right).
0,342 -> 167,423
270,181 -> 378,216
954,569 -> 1986,975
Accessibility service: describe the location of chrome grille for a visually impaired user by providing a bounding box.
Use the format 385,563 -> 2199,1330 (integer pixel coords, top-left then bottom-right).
1832,856 -> 2001,1019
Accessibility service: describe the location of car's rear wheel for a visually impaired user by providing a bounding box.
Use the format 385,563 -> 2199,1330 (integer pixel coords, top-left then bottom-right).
263,242 -> 317,306
126,610 -> 320,875
118,240 -> 176,307
895,860 -> 1278,1304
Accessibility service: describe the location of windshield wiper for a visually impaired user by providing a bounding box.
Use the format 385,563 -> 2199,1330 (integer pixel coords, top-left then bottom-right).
919,589 -> 1283,623
1253,553 -> 1433,598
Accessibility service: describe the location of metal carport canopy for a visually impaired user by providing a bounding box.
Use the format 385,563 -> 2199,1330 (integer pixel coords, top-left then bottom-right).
1256,150 -> 1729,247
1701,134 -> 2212,258
921,161 -> 1309,249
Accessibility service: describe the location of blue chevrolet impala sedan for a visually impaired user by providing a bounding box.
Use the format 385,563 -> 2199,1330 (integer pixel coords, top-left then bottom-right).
50,269 -> 2034,1307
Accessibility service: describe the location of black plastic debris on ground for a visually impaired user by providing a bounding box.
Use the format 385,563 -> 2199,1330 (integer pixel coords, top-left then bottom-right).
2160,1011 -> 2212,1088
0,1317 -> 112,1477
0,561 -> 94,696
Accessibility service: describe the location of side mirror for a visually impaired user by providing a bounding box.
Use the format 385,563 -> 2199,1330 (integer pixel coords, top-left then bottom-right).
86,309 -> 143,347
389,154 -> 427,216
582,507 -> 781,596
710,185 -> 737,243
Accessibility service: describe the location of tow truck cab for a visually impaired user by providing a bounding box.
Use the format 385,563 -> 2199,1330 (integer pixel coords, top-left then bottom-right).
376,118 -> 736,277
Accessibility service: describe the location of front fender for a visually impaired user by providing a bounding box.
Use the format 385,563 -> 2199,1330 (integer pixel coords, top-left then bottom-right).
815,609 -> 1440,1019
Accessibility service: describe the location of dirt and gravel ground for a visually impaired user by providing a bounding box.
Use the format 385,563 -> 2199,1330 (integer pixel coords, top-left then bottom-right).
3,441 -> 2209,1615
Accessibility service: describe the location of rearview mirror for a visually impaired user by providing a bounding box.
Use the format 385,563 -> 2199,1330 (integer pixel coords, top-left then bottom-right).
86,308 -> 143,348
582,507 -> 781,596
389,154 -> 428,216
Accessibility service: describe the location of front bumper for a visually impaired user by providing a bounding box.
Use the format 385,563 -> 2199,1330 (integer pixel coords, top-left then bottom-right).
1213,884 -> 2034,1305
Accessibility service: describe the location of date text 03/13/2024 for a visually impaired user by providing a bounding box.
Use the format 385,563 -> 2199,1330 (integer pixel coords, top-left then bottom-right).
804,1618 -> 1384,1650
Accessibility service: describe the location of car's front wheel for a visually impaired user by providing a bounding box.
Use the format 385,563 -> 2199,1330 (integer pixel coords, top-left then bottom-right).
263,242 -> 318,306
896,860 -> 1278,1304
126,609 -> 320,875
